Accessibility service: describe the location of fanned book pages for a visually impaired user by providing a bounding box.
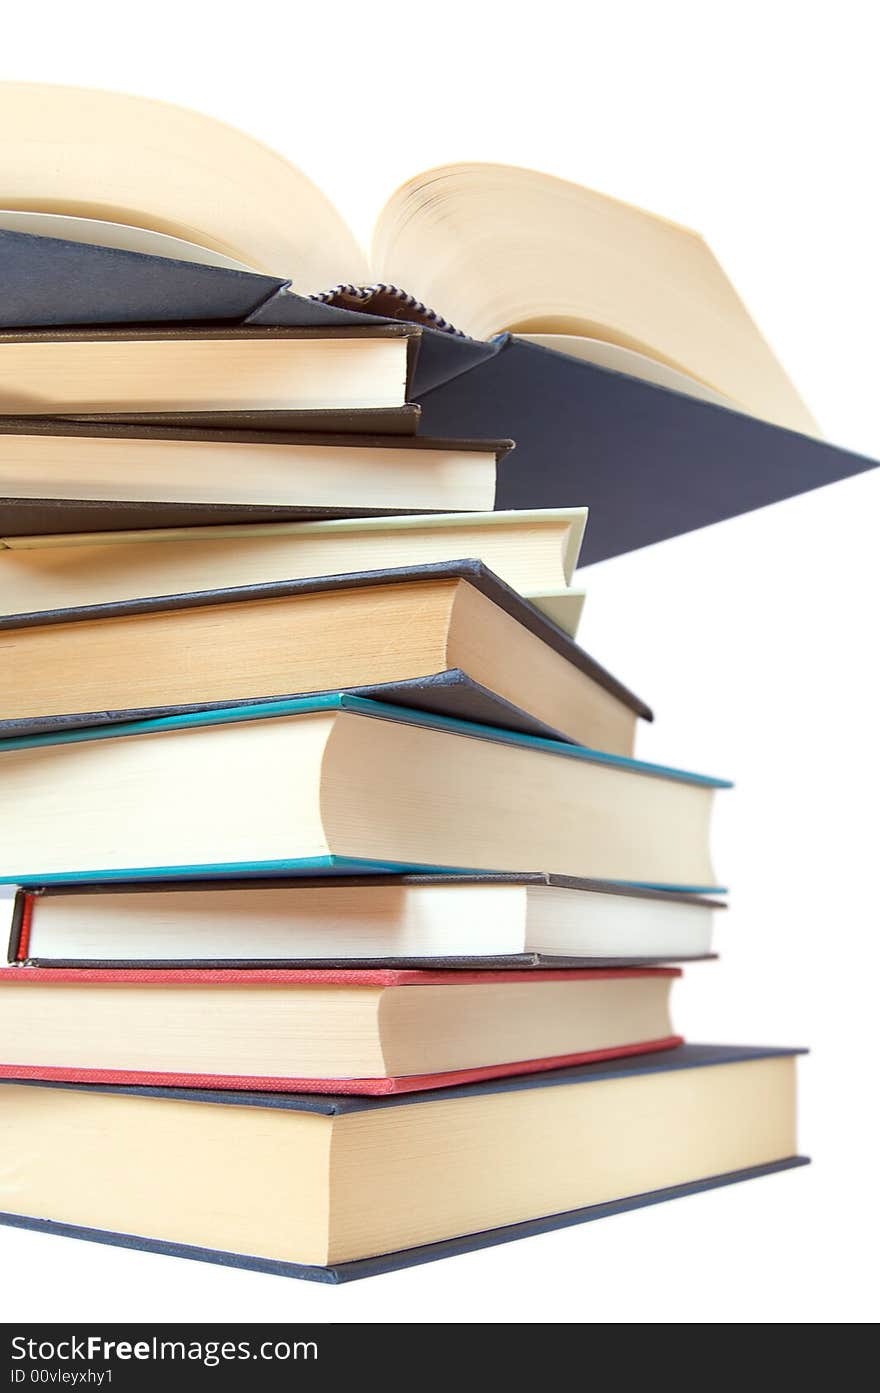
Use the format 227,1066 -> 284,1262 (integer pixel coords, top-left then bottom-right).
0,966 -> 681,1093
0,507 -> 587,636
0,560 -> 647,752
8,878 -> 723,969
0,422 -> 507,536
0,694 -> 729,890
0,1046 -> 807,1281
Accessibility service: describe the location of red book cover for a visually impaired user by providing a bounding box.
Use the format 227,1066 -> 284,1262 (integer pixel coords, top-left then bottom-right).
0,966 -> 680,985
0,965 -> 682,1095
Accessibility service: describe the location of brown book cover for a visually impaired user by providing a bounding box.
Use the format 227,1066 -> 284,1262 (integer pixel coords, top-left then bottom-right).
0,420 -> 510,536
0,319 -> 421,380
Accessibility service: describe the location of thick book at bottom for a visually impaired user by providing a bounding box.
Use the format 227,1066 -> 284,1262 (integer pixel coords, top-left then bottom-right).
0,1044 -> 807,1281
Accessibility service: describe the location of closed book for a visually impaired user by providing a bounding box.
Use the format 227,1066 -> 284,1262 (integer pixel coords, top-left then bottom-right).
0,560 -> 648,753
0,693 -> 729,891
8,876 -> 722,969
0,965 -> 681,1093
0,323 -> 418,416
0,421 -> 506,537
0,506 -> 587,635
0,1044 -> 807,1281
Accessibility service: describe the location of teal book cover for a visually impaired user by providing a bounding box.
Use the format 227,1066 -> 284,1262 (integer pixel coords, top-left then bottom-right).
0,693 -> 731,890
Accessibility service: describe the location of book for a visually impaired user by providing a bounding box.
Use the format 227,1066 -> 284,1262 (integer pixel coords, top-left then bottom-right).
0,694 -> 729,889
0,1045 -> 807,1281
8,877 -> 722,968
0,420 -> 506,537
0,965 -> 680,1093
0,324 -> 418,415
0,507 -> 587,636
0,561 -> 648,751
0,87 -> 811,431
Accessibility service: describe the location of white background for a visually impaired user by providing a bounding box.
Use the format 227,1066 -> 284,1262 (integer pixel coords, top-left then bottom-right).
2,0 -> 878,1325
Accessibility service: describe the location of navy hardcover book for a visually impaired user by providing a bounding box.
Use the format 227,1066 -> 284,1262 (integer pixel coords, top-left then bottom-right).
0,1045 -> 808,1283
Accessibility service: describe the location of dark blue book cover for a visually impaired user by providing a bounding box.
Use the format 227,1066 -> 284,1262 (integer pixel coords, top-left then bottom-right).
0,1045 -> 808,1283
0,229 -> 283,326
412,333 -> 879,563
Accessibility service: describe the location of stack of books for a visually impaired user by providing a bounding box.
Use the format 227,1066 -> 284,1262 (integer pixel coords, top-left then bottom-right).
0,86 -> 811,1285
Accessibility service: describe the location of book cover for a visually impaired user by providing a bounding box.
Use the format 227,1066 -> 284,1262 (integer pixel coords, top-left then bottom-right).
9,874 -> 723,970
0,558 -> 649,742
0,418 -> 509,538
0,691 -> 730,889
0,1045 -> 808,1282
0,227 -> 285,328
0,963 -> 682,1094
412,334 -> 880,564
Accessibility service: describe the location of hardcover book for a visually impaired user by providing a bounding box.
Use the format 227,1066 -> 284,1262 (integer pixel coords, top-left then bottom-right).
0,694 -> 729,890
0,420 -> 507,537
0,965 -> 681,1093
0,560 -> 649,752
0,1044 -> 807,1281
0,507 -> 587,636
0,323 -> 418,416
8,876 -> 722,969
